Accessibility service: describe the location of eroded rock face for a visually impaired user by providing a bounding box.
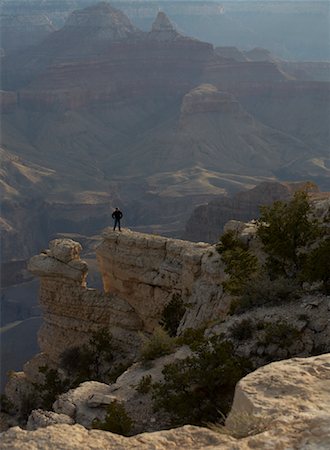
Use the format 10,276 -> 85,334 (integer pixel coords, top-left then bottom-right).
96,229 -> 229,331
53,347 -> 191,433
26,409 -> 74,431
27,239 -> 142,363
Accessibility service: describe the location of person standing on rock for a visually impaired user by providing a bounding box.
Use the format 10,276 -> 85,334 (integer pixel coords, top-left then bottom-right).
112,207 -> 123,231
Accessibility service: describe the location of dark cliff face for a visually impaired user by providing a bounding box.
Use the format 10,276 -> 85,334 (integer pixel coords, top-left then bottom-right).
3,5 -> 213,105
184,181 -> 314,243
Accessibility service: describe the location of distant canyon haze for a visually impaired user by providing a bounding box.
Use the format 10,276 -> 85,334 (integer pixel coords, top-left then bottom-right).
0,0 -> 329,389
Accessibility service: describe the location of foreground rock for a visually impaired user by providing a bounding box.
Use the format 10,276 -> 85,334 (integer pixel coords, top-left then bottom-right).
2,354 -> 330,449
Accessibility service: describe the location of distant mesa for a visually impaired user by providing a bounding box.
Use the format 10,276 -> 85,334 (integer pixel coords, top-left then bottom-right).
244,47 -> 278,62
215,46 -> 248,62
63,1 -> 138,40
181,84 -> 241,115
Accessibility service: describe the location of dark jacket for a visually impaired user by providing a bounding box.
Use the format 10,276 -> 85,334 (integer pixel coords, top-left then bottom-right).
112,209 -> 123,220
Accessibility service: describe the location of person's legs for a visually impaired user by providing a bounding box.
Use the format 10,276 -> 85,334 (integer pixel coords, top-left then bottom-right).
113,218 -> 119,230
118,220 -> 121,231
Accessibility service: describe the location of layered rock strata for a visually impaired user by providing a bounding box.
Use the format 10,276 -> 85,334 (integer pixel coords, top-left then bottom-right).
96,228 -> 228,332
27,238 -> 142,363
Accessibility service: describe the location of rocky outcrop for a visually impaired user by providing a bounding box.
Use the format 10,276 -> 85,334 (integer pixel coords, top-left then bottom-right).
2,353 -> 330,449
170,84 -> 309,177
148,11 -> 180,41
62,2 -> 138,41
180,84 -> 240,116
27,238 -> 142,363
26,409 -> 74,431
53,346 -> 191,433
184,181 -> 318,243
96,229 -> 229,332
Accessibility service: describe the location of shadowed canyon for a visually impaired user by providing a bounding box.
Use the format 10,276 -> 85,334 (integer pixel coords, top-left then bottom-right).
1,0 -> 330,394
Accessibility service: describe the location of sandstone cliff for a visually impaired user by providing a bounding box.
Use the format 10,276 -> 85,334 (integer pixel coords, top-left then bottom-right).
26,238 -> 142,363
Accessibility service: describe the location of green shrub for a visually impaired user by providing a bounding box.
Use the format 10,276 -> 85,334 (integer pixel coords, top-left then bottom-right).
60,328 -> 115,384
229,319 -> 254,341
262,321 -> 300,347
0,395 -> 14,414
301,237 -> 330,293
231,273 -> 301,313
33,365 -> 70,411
176,327 -> 206,351
92,400 -> 133,435
152,336 -> 251,426
140,327 -> 176,362
136,375 -> 153,394
217,231 -> 259,296
257,190 -> 323,278
18,392 -> 37,422
159,294 -> 186,337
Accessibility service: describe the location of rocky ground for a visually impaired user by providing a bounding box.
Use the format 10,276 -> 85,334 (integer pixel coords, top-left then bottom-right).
1,353 -> 329,449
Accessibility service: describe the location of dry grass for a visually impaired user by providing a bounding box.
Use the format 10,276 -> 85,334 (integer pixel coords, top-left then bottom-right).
209,412 -> 272,439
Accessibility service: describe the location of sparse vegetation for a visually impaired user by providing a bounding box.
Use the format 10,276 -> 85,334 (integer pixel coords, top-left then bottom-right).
257,190 -> 324,279
0,395 -> 14,414
60,328 -> 117,384
136,375 -> 153,394
262,321 -> 300,347
159,294 -> 186,337
140,327 -> 176,363
92,400 -> 133,435
216,230 -> 259,296
301,237 -> 330,293
220,189 -> 329,314
231,273 -> 301,313
209,412 -> 271,439
176,327 -> 206,351
33,365 -> 70,411
229,318 -> 254,341
152,336 -> 251,426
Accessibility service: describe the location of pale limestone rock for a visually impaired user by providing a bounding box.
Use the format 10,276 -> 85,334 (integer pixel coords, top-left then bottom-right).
48,239 -> 82,263
96,229 -> 227,332
4,372 -> 34,413
28,254 -> 88,283
23,353 -> 54,384
0,424 -> 233,449
2,355 -> 330,449
53,347 -> 191,433
27,240 -> 142,364
53,381 -> 113,427
105,346 -> 192,432
228,354 -> 330,422
26,409 -> 74,430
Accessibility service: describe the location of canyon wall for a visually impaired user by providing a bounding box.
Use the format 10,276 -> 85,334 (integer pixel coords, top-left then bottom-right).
27,238 -> 142,363
96,228 -> 229,332
24,229 -> 231,365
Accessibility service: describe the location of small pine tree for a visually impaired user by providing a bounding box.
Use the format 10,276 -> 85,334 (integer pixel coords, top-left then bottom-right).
217,230 -> 259,295
92,400 -> 133,435
257,190 -> 323,278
